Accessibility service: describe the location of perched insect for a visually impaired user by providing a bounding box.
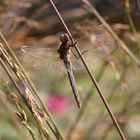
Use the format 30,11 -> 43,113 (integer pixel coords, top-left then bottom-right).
21,25 -> 117,108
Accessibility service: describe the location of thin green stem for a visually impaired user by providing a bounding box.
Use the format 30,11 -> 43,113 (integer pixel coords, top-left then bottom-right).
125,1 -> 140,56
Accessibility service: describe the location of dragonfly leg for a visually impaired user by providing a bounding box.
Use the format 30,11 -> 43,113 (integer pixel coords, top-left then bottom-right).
69,39 -> 77,48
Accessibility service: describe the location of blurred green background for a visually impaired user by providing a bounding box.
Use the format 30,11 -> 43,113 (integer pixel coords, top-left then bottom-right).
1,0 -> 140,140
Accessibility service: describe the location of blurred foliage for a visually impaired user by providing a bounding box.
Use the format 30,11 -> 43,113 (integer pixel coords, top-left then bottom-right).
1,0 -> 140,140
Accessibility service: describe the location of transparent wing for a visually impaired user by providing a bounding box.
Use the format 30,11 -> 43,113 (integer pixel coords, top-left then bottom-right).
82,25 -> 117,57
21,45 -> 58,59
34,60 -> 66,72
20,25 -> 117,71
21,45 -> 67,72
70,25 -> 117,68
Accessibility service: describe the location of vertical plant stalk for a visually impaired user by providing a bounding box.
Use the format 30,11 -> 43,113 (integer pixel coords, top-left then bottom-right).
0,75 -> 37,140
82,0 -> 140,68
84,67 -> 127,140
0,57 -> 50,140
0,40 -> 64,140
137,0 -> 140,12
101,86 -> 139,140
48,0 -> 126,140
0,33 -> 64,139
0,90 -> 29,140
124,0 -> 140,54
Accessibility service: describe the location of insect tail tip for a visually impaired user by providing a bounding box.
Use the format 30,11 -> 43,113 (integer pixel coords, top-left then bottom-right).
77,101 -> 82,109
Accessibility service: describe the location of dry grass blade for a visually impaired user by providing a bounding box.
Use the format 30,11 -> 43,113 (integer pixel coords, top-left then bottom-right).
84,67 -> 127,140
0,44 -> 54,139
0,74 -> 37,140
101,87 -> 140,139
0,57 -> 50,139
0,90 -> 29,140
0,31 -> 65,140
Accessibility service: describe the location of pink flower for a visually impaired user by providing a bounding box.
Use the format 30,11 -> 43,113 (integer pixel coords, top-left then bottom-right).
45,93 -> 69,114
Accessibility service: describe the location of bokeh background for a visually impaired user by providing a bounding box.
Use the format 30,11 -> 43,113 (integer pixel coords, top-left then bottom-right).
1,0 -> 140,140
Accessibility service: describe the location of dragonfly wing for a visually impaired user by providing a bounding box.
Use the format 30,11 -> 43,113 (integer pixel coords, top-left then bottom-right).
20,45 -> 66,72
70,59 -> 84,70
80,25 -> 117,55
75,25 -> 117,65
34,60 -> 66,72
21,45 -> 58,59
68,25 -> 117,69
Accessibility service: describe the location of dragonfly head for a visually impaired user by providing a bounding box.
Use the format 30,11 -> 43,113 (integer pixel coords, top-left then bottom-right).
60,33 -> 69,44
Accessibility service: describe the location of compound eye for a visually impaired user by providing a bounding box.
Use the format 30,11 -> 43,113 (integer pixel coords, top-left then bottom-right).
60,33 -> 69,43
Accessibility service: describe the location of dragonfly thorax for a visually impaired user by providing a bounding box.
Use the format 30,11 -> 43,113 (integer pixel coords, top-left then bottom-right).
58,43 -> 70,60
58,33 -> 71,60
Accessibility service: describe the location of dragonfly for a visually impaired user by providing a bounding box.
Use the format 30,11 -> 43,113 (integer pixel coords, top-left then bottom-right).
21,25 -> 117,108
